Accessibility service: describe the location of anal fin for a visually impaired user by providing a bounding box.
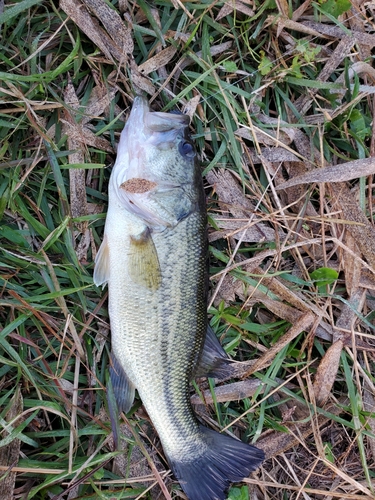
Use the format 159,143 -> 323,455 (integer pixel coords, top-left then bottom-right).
110,353 -> 135,413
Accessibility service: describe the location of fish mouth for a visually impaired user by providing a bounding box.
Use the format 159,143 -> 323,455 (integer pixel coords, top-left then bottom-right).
128,95 -> 149,132
112,96 -> 192,200
129,95 -> 190,135
122,95 -> 190,152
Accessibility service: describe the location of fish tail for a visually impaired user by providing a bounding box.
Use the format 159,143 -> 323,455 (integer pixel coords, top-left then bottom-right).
168,426 -> 264,500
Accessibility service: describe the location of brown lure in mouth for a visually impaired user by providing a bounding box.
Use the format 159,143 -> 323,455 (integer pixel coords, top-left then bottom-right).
120,178 -> 157,193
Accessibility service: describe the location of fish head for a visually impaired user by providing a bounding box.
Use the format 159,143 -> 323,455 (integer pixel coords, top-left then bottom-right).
110,96 -> 203,229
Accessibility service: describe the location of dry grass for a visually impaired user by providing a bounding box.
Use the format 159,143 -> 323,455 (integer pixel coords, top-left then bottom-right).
0,0 -> 375,499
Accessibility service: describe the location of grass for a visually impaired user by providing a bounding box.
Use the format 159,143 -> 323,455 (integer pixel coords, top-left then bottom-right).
1,0 -> 375,498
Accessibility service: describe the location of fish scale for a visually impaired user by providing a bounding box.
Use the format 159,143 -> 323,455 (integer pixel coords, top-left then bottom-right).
94,96 -> 264,500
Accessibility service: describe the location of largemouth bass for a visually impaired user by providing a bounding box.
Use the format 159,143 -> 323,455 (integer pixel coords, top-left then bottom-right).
94,96 -> 264,500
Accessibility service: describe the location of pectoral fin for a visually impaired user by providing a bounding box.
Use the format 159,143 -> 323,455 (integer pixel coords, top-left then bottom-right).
128,227 -> 161,290
93,234 -> 110,288
110,353 -> 136,414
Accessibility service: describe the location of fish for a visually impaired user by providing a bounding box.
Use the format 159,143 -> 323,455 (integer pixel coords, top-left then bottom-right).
93,96 -> 264,500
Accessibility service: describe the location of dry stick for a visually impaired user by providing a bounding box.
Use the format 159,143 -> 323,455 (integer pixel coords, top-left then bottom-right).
64,474 -> 169,485
134,476 -> 169,500
208,208 -> 268,307
0,466 -> 66,474
51,458 -> 113,500
210,235 -> 375,280
0,103 -> 63,113
295,456 -> 320,500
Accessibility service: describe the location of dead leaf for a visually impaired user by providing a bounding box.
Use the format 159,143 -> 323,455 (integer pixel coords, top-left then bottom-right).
332,62 -> 375,98
216,0 -> 255,21
82,85 -> 118,125
342,231 -> 362,298
253,266 -> 327,317
334,288 -> 366,343
275,16 -> 324,38
253,294 -> 307,325
274,0 -> 288,16
206,168 -> 256,216
130,60 -> 156,95
62,80 -> 114,260
63,82 -> 88,234
182,94 -> 201,120
60,0 -> 118,61
207,168 -> 285,242
81,0 -> 133,55
277,157 -> 375,189
295,36 -> 356,115
330,183 -> 375,273
302,20 -> 375,47
138,46 -> 177,75
191,379 -> 263,405
61,119 -> 114,153
96,408 -> 164,500
313,340 -> 343,406
248,146 -> 300,164
210,273 -> 237,306
235,123 -> 295,147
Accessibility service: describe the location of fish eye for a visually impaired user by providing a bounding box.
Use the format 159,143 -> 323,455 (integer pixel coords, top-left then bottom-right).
178,140 -> 195,158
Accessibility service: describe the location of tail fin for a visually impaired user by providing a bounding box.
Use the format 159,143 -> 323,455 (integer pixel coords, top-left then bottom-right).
168,426 -> 264,500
